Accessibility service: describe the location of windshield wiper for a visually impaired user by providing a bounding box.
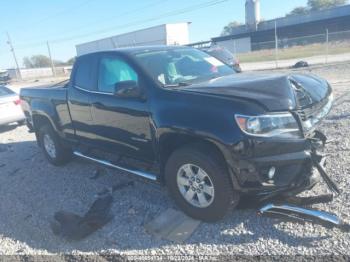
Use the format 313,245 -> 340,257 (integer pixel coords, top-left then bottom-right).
164,82 -> 191,88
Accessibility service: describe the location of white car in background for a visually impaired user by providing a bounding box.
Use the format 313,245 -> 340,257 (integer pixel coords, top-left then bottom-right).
0,86 -> 25,126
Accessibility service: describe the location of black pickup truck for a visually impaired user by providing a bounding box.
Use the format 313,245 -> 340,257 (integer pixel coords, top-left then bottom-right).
20,46 -> 335,222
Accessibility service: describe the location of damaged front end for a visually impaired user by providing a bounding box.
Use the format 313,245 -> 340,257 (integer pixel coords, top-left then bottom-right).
258,114 -> 350,232
232,76 -> 347,229
258,130 -> 348,231
231,74 -> 336,195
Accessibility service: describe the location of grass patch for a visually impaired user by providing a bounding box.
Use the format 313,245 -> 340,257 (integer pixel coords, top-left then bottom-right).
238,42 -> 350,63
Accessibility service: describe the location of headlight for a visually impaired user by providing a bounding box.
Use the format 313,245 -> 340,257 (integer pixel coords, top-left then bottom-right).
302,93 -> 333,131
235,113 -> 302,139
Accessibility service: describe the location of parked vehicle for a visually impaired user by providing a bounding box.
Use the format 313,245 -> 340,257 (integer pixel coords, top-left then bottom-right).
201,46 -> 242,73
20,46 -> 335,222
0,70 -> 11,85
0,86 -> 25,126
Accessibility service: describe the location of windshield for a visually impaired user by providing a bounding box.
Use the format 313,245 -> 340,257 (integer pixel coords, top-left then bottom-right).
133,48 -> 235,87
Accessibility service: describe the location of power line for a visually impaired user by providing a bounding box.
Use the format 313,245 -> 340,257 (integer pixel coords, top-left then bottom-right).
62,0 -> 172,36
14,0 -> 170,44
52,0 -> 229,43
15,0 -> 230,49
19,0 -> 229,49
12,0 -> 95,32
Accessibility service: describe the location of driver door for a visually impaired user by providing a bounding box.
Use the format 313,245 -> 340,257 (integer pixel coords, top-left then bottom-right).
89,54 -> 155,163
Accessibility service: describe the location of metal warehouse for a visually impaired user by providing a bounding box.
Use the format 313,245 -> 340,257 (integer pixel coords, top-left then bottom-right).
76,23 -> 190,56
210,1 -> 350,54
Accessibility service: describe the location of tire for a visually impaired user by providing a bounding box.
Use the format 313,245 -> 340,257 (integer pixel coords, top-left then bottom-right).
165,145 -> 239,222
38,124 -> 71,166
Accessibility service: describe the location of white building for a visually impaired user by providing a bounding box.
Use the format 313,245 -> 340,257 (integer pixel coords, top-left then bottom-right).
76,23 -> 190,56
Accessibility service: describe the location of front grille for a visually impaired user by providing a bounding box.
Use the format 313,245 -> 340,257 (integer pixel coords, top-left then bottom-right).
297,96 -> 330,121
290,78 -> 333,132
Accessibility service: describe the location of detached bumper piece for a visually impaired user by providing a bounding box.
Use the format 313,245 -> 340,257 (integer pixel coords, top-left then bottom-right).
311,153 -> 340,195
259,131 -> 349,232
310,130 -> 340,195
259,204 -> 349,232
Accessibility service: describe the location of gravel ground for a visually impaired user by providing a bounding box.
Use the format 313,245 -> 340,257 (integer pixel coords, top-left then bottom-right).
0,63 -> 349,258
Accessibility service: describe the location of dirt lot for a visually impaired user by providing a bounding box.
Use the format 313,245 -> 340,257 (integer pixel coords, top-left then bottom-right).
0,63 -> 350,258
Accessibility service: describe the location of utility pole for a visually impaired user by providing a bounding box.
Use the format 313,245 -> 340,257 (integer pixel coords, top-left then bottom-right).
274,21 -> 279,69
6,32 -> 22,81
46,41 -> 56,77
325,28 -> 329,64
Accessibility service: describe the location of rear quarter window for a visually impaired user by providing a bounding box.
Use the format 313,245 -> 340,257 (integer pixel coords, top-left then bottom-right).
0,86 -> 15,96
73,55 -> 96,90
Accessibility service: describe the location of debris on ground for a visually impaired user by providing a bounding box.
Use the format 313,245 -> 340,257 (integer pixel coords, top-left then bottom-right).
51,194 -> 113,241
90,167 -> 106,180
292,61 -> 309,68
112,181 -> 134,192
144,208 -> 201,243
259,203 -> 350,232
128,208 -> 137,215
96,181 -> 134,197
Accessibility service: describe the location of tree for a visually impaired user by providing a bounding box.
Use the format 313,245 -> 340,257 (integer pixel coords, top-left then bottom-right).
307,0 -> 348,11
286,6 -> 310,16
23,57 -> 34,69
221,21 -> 243,36
23,55 -> 51,68
53,59 -> 65,66
30,55 -> 52,68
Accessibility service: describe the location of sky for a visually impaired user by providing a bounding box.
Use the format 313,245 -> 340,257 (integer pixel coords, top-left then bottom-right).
0,0 -> 307,69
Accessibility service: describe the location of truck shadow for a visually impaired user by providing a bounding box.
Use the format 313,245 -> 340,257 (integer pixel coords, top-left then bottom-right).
0,140 -> 331,254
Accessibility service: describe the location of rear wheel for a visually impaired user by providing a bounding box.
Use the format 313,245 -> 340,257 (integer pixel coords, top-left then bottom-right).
38,124 -> 71,166
165,145 -> 239,222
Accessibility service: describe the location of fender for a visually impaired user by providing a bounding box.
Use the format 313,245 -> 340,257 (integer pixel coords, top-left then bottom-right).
30,98 -> 63,137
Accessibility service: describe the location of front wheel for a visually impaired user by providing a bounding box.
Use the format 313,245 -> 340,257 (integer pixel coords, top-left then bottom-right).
165,145 -> 239,222
38,125 -> 71,166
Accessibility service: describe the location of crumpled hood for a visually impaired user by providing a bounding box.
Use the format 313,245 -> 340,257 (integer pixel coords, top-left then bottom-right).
181,73 -> 331,111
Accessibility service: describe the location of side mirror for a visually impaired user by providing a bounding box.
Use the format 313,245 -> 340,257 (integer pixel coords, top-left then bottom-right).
114,80 -> 142,99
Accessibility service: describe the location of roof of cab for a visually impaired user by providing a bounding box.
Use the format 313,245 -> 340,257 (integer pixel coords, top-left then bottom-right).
77,45 -> 192,58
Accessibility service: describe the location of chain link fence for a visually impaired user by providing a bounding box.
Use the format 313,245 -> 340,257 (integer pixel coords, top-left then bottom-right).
237,29 -> 350,66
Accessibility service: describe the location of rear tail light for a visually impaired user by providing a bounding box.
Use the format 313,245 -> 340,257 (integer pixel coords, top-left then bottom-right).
14,99 -> 21,106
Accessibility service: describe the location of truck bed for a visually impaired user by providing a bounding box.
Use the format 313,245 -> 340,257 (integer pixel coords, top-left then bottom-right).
20,83 -> 71,132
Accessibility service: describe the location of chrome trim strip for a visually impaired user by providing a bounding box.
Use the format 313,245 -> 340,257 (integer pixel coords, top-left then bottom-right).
259,203 -> 341,225
73,151 -> 157,181
74,85 -> 113,96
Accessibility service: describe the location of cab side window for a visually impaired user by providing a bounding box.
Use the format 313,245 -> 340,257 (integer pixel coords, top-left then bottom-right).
98,57 -> 138,93
73,55 -> 95,91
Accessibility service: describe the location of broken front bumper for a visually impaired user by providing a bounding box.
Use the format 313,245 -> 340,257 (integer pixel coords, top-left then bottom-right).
232,130 -> 338,197
258,131 -> 348,231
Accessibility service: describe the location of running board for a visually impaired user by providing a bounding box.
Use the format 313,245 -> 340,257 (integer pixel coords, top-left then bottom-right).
73,151 -> 157,181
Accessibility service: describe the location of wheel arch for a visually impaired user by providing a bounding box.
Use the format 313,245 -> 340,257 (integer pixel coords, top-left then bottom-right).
32,114 -> 56,147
